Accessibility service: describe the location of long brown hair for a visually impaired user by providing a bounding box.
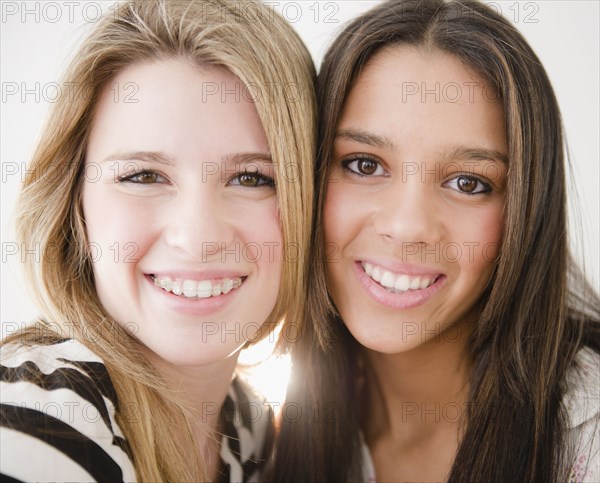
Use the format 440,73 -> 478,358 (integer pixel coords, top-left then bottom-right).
274,1 -> 599,481
8,0 -> 315,480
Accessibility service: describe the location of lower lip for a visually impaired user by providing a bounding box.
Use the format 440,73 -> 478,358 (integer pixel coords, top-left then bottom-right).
144,275 -> 243,316
354,262 -> 446,310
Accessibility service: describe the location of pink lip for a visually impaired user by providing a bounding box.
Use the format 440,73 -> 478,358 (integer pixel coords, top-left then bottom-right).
144,274 -> 244,316
354,261 -> 446,310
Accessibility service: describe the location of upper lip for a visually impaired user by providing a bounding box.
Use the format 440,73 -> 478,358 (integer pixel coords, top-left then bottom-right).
359,258 -> 444,277
147,270 -> 248,280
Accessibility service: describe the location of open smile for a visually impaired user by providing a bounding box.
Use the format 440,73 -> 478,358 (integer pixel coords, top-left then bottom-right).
143,272 -> 249,316
355,261 -> 446,309
361,262 -> 439,292
150,275 -> 246,299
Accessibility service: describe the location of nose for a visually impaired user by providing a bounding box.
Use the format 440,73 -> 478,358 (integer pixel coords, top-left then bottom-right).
371,177 -> 444,248
163,190 -> 236,261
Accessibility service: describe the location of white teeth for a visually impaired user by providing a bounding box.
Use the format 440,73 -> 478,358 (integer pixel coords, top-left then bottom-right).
380,271 -> 396,288
222,279 -> 233,294
409,277 -> 421,290
372,266 -> 382,283
182,280 -> 197,298
160,277 -> 173,291
197,280 -> 212,298
395,275 -> 410,291
361,262 -> 438,293
152,275 -> 243,299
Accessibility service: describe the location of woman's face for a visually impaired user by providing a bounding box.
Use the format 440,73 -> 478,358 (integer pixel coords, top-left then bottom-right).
324,47 -> 507,354
83,59 -> 282,367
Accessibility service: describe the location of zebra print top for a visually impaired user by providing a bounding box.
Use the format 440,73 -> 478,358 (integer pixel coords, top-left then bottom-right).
0,338 -> 274,482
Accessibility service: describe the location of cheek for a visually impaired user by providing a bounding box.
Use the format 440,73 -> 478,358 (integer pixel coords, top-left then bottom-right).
476,205 -> 503,261
82,185 -> 156,267
324,183 -> 372,272
323,183 -> 351,246
453,203 -> 504,274
235,200 -> 282,265
249,201 -> 281,240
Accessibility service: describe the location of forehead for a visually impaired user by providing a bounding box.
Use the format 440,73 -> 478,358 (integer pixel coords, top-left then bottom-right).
345,45 -> 501,114
87,59 -> 269,162
338,46 -> 506,159
362,45 -> 486,84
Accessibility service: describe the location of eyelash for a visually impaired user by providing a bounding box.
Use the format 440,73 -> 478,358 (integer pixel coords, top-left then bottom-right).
227,170 -> 275,189
117,170 -> 168,184
341,155 -> 388,177
443,173 -> 492,195
340,157 -> 492,195
117,169 -> 275,189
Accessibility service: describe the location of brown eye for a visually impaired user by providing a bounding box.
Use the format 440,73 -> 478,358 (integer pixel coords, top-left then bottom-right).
135,172 -> 158,183
238,172 -> 260,187
229,171 -> 275,188
457,176 -> 478,193
358,159 -> 378,175
444,175 -> 490,195
343,156 -> 386,177
119,171 -> 166,184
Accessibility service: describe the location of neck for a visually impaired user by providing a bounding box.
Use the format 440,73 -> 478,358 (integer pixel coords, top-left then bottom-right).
144,349 -> 240,431
141,347 -> 240,478
363,318 -> 473,445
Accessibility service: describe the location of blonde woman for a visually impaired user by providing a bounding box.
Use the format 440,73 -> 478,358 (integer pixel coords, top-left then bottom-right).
0,1 -> 315,481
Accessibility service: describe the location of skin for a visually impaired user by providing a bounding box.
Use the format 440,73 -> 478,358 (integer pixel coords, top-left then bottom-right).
82,59 -> 282,479
324,47 -> 507,481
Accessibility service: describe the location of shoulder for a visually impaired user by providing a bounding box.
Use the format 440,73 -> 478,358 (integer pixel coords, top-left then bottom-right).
0,338 -> 137,482
360,432 -> 377,483
220,376 -> 274,483
230,376 -> 274,444
563,347 -> 599,483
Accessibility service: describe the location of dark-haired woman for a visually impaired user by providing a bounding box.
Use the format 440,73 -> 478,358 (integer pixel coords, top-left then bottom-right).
274,1 -> 599,481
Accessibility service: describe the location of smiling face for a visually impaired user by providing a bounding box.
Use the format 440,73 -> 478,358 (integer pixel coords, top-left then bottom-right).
82,59 -> 282,367
324,47 -> 507,354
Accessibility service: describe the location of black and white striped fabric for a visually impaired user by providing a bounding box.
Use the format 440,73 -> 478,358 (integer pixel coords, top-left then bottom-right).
0,338 -> 274,483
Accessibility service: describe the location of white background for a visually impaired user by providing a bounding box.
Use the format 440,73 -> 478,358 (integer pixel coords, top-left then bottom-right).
1,0 -> 598,372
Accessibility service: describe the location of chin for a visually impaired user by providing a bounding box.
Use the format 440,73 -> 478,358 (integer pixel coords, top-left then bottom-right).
356,337 -> 423,355
345,326 -> 414,356
140,339 -> 241,369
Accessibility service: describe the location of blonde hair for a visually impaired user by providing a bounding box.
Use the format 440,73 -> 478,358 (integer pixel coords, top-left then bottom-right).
11,0 -> 315,480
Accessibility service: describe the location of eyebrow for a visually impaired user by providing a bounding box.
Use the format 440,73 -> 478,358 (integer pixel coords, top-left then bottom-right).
336,128 -> 396,151
102,151 -> 176,166
447,146 -> 508,165
101,151 -> 273,166
224,152 -> 273,165
336,129 -> 508,165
